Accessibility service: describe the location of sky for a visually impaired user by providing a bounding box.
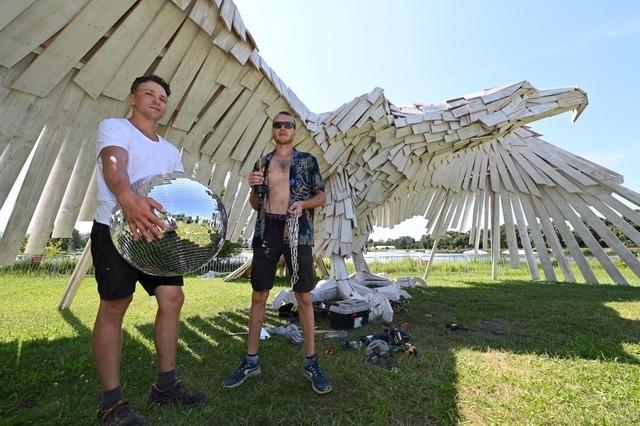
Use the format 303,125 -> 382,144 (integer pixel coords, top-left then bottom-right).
232,0 -> 640,240
1,0 -> 639,240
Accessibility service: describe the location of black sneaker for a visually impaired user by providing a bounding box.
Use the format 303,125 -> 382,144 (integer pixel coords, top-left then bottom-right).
223,356 -> 261,388
303,355 -> 332,395
97,399 -> 147,425
149,379 -> 207,408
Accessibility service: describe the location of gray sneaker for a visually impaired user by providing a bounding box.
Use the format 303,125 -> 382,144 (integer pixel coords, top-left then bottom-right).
223,356 -> 261,388
303,355 -> 332,395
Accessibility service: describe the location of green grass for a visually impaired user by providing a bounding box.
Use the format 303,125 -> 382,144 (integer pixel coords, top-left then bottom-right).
1,267 -> 640,425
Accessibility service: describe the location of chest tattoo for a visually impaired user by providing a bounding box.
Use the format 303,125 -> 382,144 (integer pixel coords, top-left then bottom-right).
277,159 -> 290,172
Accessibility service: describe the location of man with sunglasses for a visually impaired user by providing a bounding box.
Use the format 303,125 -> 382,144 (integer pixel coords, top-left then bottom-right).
223,111 -> 331,394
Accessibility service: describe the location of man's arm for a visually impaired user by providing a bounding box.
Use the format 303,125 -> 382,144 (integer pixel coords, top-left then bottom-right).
288,190 -> 326,216
248,168 -> 265,211
100,146 -> 166,241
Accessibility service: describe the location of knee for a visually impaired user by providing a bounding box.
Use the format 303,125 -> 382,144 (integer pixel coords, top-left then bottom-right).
295,292 -> 312,309
158,290 -> 184,312
99,295 -> 132,320
251,290 -> 269,306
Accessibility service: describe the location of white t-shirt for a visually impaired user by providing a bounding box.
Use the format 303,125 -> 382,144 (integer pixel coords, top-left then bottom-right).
94,118 -> 184,225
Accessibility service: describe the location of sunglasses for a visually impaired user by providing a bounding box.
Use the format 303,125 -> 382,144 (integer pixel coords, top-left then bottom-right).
272,121 -> 295,129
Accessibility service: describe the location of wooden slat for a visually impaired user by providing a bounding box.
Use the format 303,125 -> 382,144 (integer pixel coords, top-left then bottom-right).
12,0 -> 136,97
153,18 -> 200,82
0,75 -> 83,265
213,78 -> 270,163
201,89 -> 252,156
171,46 -> 228,130
188,0 -> 219,35
511,195 -> 540,280
103,1 -> 187,100
158,31 -> 212,125
74,0 -> 165,98
539,188 -> 598,283
500,192 -> 520,268
519,195 -> 556,281
0,0 -> 89,68
210,162 -> 229,194
545,189 -> 627,284
564,190 -> 640,280
227,182 -> 250,235
240,119 -> 272,176
0,0 -> 37,32
580,192 -> 640,248
491,193 -> 500,279
530,196 -> 575,282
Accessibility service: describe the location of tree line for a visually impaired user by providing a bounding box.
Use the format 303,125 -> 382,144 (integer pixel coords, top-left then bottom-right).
369,218 -> 640,252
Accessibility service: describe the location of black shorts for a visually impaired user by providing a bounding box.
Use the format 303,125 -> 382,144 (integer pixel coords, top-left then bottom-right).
90,221 -> 183,300
251,214 -> 315,293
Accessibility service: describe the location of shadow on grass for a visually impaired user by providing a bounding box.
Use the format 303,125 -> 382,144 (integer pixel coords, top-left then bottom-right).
410,280 -> 640,364
0,310 -> 160,424
2,280 -> 639,424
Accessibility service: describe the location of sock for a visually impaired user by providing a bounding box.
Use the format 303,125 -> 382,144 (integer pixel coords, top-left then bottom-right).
156,369 -> 177,390
304,354 -> 317,367
101,385 -> 123,410
246,353 -> 259,364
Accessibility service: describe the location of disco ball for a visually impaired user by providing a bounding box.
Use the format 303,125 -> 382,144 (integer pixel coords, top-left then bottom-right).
110,173 -> 227,276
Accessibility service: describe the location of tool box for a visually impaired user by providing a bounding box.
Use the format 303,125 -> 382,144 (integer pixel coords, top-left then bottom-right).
329,299 -> 371,329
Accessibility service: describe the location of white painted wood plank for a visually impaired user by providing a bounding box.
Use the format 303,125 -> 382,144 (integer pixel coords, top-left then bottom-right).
565,190 -> 640,280
500,192 -> 520,268
0,0 -> 89,67
171,45 -> 227,130
188,0 -> 219,35
154,19 -> 200,82
539,188 -> 598,283
519,195 -> 556,281
545,189 -> 627,284
103,1 -> 187,100
511,194 -> 540,280
530,196 -> 575,282
13,0 -> 136,97
0,0 -> 37,32
74,0 -> 165,98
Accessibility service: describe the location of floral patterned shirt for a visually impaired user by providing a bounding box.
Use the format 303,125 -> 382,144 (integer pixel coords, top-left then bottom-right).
252,149 -> 325,247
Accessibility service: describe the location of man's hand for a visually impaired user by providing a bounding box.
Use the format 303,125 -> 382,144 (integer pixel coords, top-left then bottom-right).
117,189 -> 167,242
248,170 -> 264,186
288,201 -> 304,217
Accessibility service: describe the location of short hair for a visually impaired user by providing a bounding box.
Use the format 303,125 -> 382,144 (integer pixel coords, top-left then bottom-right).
274,111 -> 295,128
130,74 -> 171,97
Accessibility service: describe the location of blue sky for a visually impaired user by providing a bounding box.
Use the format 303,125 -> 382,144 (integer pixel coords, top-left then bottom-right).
1,1 -> 639,239
233,0 -> 640,240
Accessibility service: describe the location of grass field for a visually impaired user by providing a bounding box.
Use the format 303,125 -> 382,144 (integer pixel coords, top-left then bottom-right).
1,266 -> 640,425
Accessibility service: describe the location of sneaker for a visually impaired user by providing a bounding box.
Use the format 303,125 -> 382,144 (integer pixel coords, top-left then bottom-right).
149,379 -> 207,408
97,399 -> 147,425
303,356 -> 332,395
223,356 -> 261,388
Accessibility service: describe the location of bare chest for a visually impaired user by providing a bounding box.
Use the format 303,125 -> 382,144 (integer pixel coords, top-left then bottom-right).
267,158 -> 291,188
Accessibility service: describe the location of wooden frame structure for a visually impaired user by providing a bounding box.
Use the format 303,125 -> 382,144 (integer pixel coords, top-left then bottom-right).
1,1 -> 639,308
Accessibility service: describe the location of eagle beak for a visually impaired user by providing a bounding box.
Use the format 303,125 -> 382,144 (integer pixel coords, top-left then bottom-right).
523,86 -> 588,124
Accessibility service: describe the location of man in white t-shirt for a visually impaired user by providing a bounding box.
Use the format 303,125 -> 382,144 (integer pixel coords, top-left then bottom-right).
91,75 -> 206,426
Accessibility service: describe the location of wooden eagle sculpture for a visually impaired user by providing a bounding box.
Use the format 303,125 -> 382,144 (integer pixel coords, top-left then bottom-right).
0,0 -> 638,307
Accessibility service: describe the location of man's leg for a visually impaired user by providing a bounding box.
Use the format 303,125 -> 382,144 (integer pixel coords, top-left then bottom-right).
247,289 -> 270,355
91,220 -> 147,424
93,296 -> 132,392
153,285 -> 184,374
289,246 -> 332,395
294,291 -> 315,357
149,285 -> 206,407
